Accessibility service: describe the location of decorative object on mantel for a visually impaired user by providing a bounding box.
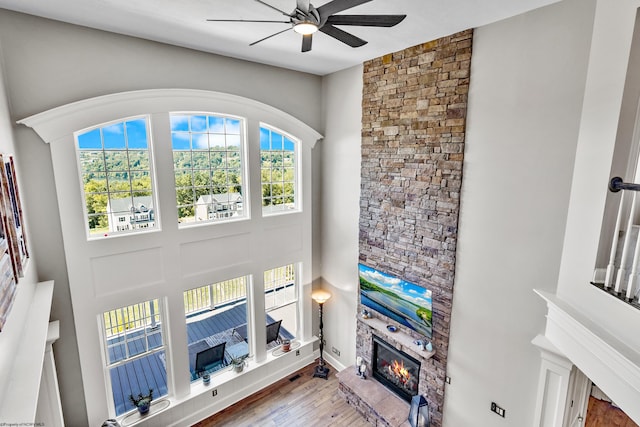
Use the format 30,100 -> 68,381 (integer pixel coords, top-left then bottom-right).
311,289 -> 332,379
361,316 -> 436,360
128,389 -> 153,415
413,339 -> 433,352
359,264 -> 433,339
361,309 -> 372,319
408,394 -> 430,427
386,325 -> 398,332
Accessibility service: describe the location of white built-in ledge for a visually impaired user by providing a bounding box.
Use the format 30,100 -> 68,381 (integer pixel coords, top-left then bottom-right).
0,280 -> 54,423
359,316 -> 435,359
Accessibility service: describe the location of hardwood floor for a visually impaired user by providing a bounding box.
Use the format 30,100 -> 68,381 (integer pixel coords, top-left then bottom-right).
192,362 -> 371,427
585,396 -> 639,427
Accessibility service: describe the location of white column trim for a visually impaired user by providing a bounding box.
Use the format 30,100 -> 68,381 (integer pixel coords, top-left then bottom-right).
535,289 -> 640,424
532,334 -> 573,427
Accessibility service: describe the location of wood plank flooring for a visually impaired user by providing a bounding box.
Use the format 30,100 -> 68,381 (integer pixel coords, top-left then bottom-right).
585,396 -> 639,427
192,363 -> 371,427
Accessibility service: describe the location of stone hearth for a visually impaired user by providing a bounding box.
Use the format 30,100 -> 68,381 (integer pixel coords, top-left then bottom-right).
337,367 -> 411,427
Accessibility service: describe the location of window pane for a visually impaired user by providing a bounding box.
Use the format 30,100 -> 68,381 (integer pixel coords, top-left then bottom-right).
190,115 -> 207,132
264,264 -> 297,348
171,115 -> 190,132
184,277 -> 249,382
102,299 -> 167,416
76,117 -> 157,238
260,126 -> 298,215
78,128 -> 102,149
103,123 -> 126,149
172,132 -> 191,150
126,119 -> 148,149
171,113 -> 246,226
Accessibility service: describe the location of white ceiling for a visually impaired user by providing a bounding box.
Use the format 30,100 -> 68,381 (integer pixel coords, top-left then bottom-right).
0,0 -> 560,75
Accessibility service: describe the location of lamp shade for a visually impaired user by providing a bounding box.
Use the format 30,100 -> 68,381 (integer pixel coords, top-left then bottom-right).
311,289 -> 331,304
408,395 -> 430,427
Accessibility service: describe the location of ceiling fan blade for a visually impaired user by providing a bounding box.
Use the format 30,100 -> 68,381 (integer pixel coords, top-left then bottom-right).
254,0 -> 291,16
319,24 -> 367,47
301,34 -> 313,52
296,0 -> 311,13
325,14 -> 406,27
317,0 -> 372,18
207,19 -> 291,24
250,27 -> 293,46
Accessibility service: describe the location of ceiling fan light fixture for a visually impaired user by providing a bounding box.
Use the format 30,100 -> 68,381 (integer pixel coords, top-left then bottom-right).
293,22 -> 318,35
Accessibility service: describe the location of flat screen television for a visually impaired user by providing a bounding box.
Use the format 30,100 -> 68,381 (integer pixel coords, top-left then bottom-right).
359,263 -> 433,339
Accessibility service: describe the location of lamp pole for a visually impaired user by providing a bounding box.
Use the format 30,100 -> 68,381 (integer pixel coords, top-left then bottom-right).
312,289 -> 331,379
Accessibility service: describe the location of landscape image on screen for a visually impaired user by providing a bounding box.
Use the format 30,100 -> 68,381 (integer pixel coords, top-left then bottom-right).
359,263 -> 432,339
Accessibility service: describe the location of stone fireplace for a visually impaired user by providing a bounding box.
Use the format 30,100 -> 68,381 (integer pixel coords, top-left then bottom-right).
372,335 -> 421,403
337,28 -> 472,427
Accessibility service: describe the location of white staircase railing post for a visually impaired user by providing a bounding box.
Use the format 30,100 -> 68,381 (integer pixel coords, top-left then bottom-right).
615,192 -> 639,293
605,191 -> 628,288
626,230 -> 640,300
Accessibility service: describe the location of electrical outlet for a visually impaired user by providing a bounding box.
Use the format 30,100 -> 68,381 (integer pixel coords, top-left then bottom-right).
296,349 -> 300,356
491,402 -> 505,418
445,376 -> 451,384
331,346 -> 340,356
212,389 -> 218,397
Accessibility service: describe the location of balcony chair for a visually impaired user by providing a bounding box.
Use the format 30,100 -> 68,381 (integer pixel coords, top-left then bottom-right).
193,341 -> 226,379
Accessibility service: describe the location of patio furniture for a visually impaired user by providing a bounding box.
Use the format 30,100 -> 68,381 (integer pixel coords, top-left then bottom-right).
193,342 -> 226,379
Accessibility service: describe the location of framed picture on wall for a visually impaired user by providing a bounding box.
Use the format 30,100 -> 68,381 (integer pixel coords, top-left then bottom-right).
5,156 -> 28,262
0,153 -> 19,331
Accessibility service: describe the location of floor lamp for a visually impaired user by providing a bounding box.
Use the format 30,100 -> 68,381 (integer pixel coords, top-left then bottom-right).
312,289 -> 331,379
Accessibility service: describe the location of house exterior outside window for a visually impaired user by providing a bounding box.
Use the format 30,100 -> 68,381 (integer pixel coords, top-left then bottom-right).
260,125 -> 299,215
171,113 -> 246,225
75,117 -> 157,238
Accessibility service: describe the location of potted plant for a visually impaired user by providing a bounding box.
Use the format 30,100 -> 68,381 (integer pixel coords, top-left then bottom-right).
230,356 -> 246,373
129,389 -> 153,415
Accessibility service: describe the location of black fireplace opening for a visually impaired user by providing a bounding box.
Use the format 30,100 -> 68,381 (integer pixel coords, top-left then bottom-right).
372,335 -> 420,403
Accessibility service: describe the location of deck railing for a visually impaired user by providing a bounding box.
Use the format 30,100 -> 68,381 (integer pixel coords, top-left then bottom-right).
103,300 -> 159,339
184,277 -> 248,316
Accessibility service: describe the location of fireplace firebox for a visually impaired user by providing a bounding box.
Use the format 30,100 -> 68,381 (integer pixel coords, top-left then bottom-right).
372,335 -> 420,402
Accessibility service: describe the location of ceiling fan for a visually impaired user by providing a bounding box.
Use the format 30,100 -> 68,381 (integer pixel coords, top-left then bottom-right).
207,0 -> 406,52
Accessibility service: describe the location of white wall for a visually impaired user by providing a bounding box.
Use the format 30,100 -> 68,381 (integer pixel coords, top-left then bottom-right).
0,9 -> 323,426
0,40 -> 42,414
318,65 -> 363,369
444,0 -> 595,425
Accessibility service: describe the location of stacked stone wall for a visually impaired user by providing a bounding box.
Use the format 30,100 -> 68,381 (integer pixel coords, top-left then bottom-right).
357,29 -> 472,427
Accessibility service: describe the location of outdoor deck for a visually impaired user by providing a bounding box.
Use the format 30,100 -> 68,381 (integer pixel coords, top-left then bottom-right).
107,303 -> 293,416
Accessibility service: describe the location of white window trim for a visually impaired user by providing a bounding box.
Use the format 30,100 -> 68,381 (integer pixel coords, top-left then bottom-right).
17,89 -> 321,425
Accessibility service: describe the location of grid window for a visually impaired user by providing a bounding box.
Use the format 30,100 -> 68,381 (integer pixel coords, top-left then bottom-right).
76,117 -> 156,238
102,299 -> 167,416
260,126 -> 298,215
183,277 -> 249,381
264,264 -> 297,347
171,114 -> 245,225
